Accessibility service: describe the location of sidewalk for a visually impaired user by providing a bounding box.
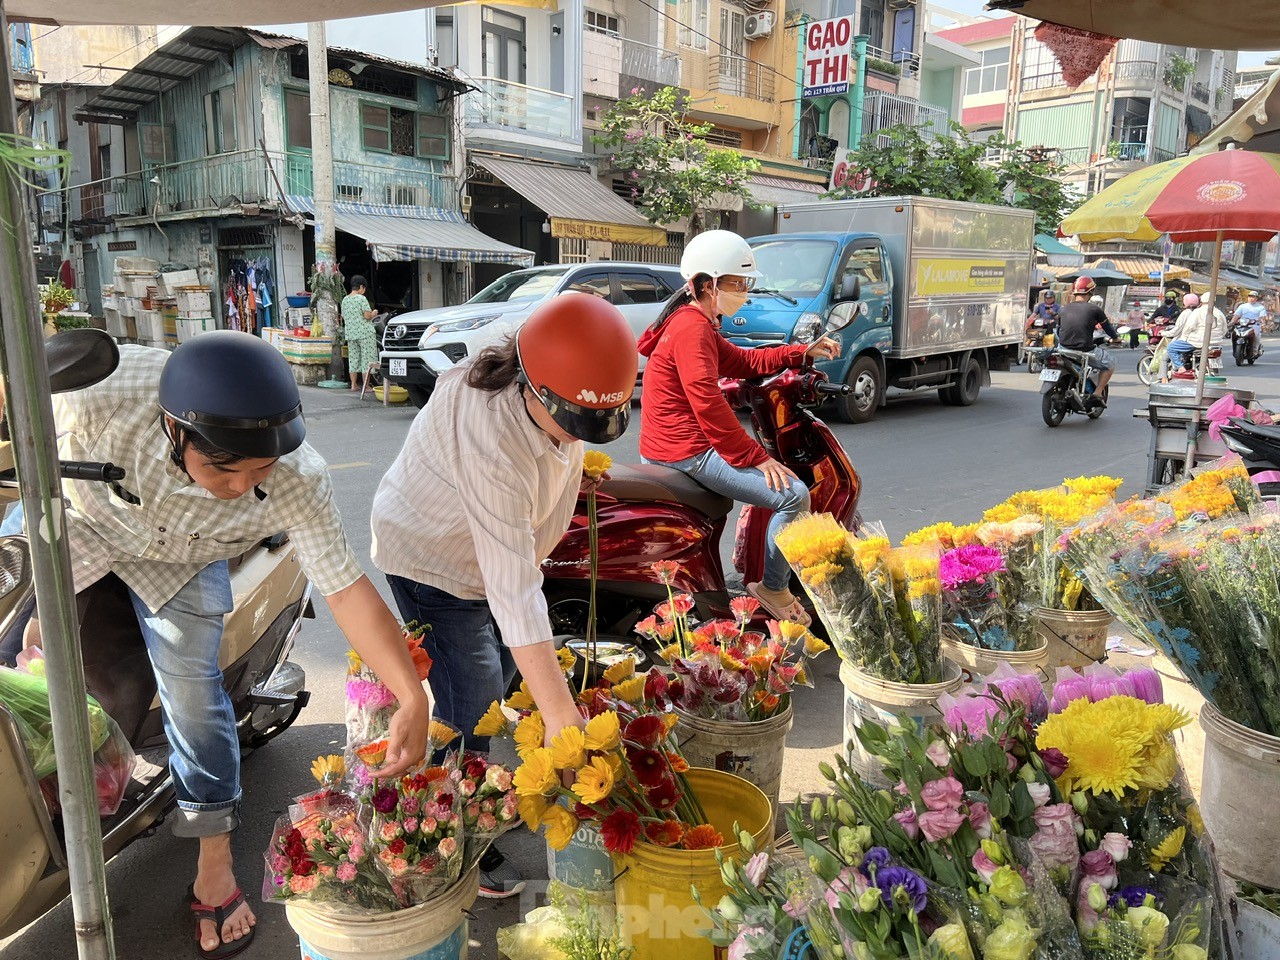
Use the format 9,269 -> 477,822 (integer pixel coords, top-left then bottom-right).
299,383 -> 414,419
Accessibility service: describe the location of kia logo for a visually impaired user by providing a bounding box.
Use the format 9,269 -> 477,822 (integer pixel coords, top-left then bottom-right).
732,317 -> 747,325
393,325 -> 407,340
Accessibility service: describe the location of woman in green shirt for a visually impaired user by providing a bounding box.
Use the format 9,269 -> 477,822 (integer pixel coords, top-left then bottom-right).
341,275 -> 378,391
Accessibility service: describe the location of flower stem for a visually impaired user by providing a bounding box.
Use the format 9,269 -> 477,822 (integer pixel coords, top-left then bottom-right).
581,490 -> 599,696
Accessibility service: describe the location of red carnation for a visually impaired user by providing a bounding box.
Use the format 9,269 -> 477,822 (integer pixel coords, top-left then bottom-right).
291,856 -> 315,876
646,776 -> 681,812
388,838 -> 406,855
464,757 -> 488,780
600,809 -> 642,854
644,669 -> 669,701
627,745 -> 669,786
624,715 -> 667,749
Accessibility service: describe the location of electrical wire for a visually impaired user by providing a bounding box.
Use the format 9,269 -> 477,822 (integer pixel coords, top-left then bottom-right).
61,29 -> 160,86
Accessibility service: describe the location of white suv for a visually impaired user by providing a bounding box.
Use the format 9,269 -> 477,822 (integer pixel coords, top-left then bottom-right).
380,262 -> 683,407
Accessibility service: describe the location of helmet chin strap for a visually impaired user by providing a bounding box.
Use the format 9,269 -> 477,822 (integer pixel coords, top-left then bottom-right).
162,417 -> 193,479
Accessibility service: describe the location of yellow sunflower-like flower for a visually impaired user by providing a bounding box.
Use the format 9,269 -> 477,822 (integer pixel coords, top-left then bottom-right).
505,680 -> 536,711
657,642 -> 682,662
571,755 -> 618,805
584,710 -> 622,752
345,648 -> 363,674
518,793 -> 550,829
1149,826 -> 1186,872
556,645 -> 578,674
611,675 -> 646,704
541,804 -> 580,851
428,719 -> 460,750
776,513 -> 853,568
719,649 -> 747,671
513,748 -> 560,797
582,450 -> 613,481
549,725 -> 588,770
514,711 -> 546,758
473,700 -> 511,738
310,754 -> 345,785
602,656 -> 636,684
803,632 -> 831,657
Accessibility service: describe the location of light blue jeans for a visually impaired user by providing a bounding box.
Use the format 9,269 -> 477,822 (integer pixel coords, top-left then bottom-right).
645,448 -> 810,592
3,505 -> 239,836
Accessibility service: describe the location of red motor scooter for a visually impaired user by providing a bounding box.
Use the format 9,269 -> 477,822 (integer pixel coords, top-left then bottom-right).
540,350 -> 862,647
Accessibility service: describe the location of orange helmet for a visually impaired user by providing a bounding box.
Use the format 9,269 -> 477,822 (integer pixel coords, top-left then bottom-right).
1072,276 -> 1097,295
516,292 -> 638,443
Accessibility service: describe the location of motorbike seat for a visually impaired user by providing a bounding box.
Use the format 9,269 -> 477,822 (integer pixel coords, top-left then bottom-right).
599,464 -> 735,520
1230,418 -> 1280,443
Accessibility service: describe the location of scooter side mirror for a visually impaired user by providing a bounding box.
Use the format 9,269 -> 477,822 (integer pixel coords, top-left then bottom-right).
47,329 -> 119,394
826,304 -> 856,333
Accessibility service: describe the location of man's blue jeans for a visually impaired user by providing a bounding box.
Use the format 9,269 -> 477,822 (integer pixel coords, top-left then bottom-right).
1167,338 -> 1196,370
386,576 -> 516,754
645,448 -> 810,592
3,501 -> 238,836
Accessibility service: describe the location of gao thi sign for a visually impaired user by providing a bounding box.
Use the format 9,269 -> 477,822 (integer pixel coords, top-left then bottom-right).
803,16 -> 854,98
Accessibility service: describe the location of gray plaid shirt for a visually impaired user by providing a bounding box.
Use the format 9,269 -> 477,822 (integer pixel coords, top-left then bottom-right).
50,345 -> 364,612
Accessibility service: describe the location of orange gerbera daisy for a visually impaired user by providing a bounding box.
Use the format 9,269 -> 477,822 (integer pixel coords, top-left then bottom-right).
644,819 -> 684,847
679,824 -> 724,850
666,751 -> 690,774
355,739 -> 388,767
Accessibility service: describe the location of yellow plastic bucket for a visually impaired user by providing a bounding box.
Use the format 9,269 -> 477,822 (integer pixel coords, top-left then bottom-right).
374,384 -> 409,404
612,768 -> 774,960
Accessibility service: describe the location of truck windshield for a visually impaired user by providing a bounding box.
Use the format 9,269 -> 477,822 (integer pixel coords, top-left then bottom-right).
470,268 -> 569,304
750,240 -> 838,296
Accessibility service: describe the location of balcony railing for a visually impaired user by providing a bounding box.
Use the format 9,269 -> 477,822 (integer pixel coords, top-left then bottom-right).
708,55 -> 775,101
862,91 -> 949,146
1191,81 -> 1211,103
284,154 -> 451,209
463,77 -> 575,142
584,30 -> 680,99
1115,60 -> 1158,82
1021,71 -> 1067,92
1110,141 -> 1150,162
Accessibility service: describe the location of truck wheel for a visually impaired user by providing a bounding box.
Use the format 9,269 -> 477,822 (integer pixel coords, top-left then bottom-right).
944,356 -> 982,406
406,385 -> 432,408
833,357 -> 881,424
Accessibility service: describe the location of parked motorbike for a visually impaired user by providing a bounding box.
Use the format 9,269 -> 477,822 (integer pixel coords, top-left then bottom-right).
1036,345 -> 1109,427
1218,416 -> 1280,497
1231,318 -> 1264,366
540,318 -> 862,653
0,331 -> 313,938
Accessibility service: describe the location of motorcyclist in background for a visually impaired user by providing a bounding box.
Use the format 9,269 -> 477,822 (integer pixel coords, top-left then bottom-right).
1164,293 -> 1227,379
1232,290 -> 1268,353
1055,277 -> 1119,402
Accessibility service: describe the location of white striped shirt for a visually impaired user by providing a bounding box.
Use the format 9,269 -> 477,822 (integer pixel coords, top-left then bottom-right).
370,368 -> 582,648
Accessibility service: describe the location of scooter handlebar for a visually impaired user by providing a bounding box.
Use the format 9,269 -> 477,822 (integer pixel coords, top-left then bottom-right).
816,381 -> 852,396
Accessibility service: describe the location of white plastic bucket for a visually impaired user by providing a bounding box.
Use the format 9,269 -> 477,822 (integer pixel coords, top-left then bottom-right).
286,866 -> 478,960
547,821 -> 616,894
1200,703 -> 1280,888
674,704 -> 793,811
941,634 -> 1049,680
840,661 -> 963,787
1033,606 -> 1111,670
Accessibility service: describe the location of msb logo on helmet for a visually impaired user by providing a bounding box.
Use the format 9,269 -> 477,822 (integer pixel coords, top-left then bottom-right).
577,389 -> 627,405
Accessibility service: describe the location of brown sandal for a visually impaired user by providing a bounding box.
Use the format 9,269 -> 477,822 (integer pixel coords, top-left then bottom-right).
746,583 -> 812,627
188,885 -> 255,960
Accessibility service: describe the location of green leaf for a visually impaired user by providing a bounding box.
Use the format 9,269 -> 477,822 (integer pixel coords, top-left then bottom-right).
1011,781 -> 1037,822
989,780 -> 1012,821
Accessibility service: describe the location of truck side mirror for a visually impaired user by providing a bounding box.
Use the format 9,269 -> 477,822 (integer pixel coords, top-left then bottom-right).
838,274 -> 861,303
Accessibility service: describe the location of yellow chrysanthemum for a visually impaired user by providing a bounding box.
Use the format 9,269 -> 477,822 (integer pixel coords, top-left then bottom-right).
776,513 -> 853,568
571,755 -> 618,805
549,725 -> 587,770
345,648 -> 363,673
852,536 -> 891,573
513,748 -> 560,797
611,675 -> 646,704
473,700 -> 510,738
514,711 -> 546,758
428,719 -> 460,749
982,503 -> 1023,524
1150,827 -> 1186,872
1186,803 -> 1204,837
310,754 -> 345,785
506,680 -> 535,711
803,632 -> 831,657
582,450 -> 613,481
907,577 -> 942,600
557,646 -> 578,673
902,522 -> 960,549
951,523 -> 981,547
602,656 -> 636,684
518,793 -> 550,829
801,561 -> 845,588
584,711 -> 622,752
541,804 -> 580,851
1063,475 -> 1124,498
1136,740 -> 1179,791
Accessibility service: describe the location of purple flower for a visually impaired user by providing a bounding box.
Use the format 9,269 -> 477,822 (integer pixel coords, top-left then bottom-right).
1110,886 -> 1159,908
939,544 -> 1006,590
1123,667 -> 1164,704
744,852 -> 769,888
1050,668 -> 1092,713
876,865 -> 929,914
861,847 -> 892,875
988,665 -> 1050,723
893,807 -> 920,840
1039,747 -> 1069,778
371,787 -> 398,814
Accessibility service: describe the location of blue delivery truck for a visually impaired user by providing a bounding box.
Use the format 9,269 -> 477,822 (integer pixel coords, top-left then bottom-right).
732,196 -> 1035,422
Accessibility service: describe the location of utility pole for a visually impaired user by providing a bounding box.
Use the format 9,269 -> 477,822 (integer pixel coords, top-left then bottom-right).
307,21 -> 343,382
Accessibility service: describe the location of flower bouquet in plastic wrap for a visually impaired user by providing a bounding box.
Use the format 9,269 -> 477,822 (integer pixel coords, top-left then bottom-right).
344,623 -> 433,787
365,766 -> 464,905
776,514 -> 943,683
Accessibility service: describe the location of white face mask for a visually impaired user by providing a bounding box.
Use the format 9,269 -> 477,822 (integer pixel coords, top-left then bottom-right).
716,286 -> 749,318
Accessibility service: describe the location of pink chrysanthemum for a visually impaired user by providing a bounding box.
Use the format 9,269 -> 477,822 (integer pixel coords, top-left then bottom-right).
938,544 -> 1006,590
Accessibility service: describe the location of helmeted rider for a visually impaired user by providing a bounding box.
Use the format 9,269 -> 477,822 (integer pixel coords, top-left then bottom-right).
1232,289 -> 1268,355
1054,276 -> 1119,403
1149,289 -> 1181,327
371,293 -> 638,898
636,230 -> 840,625
1,331 -> 430,957
1027,290 -> 1059,331
1164,293 -> 1227,377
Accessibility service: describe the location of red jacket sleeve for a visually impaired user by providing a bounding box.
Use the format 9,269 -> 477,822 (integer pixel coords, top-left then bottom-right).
672,322 -> 772,468
714,337 -> 811,380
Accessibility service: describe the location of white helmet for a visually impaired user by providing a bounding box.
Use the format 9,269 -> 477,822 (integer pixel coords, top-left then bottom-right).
680,230 -> 761,281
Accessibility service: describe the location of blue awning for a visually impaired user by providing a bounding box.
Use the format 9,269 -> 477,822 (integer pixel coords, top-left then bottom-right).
287,198 -> 533,266
1034,233 -> 1085,267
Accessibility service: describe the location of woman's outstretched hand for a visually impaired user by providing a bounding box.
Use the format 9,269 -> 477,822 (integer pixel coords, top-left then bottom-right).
805,337 -> 841,362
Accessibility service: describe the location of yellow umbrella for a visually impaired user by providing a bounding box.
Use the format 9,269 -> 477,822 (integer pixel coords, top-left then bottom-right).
1060,156 -> 1199,242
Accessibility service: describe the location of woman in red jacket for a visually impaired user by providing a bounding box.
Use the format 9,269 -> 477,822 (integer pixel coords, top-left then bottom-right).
638,230 -> 839,624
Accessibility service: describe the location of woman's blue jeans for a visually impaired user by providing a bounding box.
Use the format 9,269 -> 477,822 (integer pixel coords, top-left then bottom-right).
645,448 -> 810,592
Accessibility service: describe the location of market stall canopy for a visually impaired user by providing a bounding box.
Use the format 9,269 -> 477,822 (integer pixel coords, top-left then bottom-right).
473,156 -> 667,246
984,0 -> 1280,49
1090,255 -> 1190,283
1033,233 -> 1084,267
8,0 -> 451,25
1051,266 -> 1133,288
1195,69 -> 1280,155
289,198 -> 534,266
747,174 -> 826,208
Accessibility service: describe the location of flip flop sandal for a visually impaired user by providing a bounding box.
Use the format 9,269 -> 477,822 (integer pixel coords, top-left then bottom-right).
189,885 -> 256,960
745,583 -> 812,628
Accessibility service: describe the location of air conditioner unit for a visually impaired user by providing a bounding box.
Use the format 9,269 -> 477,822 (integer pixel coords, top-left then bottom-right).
744,11 -> 774,39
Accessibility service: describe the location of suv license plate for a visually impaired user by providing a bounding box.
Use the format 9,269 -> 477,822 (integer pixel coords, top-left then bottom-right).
389,359 -> 407,378
1039,368 -> 1061,382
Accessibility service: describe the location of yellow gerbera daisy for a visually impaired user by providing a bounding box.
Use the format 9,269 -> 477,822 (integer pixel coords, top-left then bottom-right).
556,646 -> 578,673
549,725 -> 587,770
428,719 -> 460,750
505,680 -> 536,711
571,755 -> 617,805
518,792 -> 550,829
582,450 -> 613,481
541,804 -> 580,851
584,711 -> 622,752
611,675 -> 646,704
513,748 -> 559,797
602,656 -> 636,684
310,754 -> 345,785
514,711 -> 546,758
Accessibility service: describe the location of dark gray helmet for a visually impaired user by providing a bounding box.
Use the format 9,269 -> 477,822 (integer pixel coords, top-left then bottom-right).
158,330 -> 305,459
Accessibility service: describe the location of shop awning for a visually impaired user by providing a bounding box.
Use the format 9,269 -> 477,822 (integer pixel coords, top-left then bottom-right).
1034,233 -> 1085,267
747,174 -> 826,208
473,156 -> 666,246
289,198 -> 534,265
1088,255 -> 1190,282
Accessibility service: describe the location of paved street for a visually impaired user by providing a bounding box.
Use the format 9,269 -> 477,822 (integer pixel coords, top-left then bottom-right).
8,346 -> 1280,960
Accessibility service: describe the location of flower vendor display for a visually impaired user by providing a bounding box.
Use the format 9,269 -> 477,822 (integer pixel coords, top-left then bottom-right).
776,514 -> 943,684
345,622 -> 433,786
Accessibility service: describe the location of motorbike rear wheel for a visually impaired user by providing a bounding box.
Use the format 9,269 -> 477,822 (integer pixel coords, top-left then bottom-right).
1041,389 -> 1066,427
1136,350 -> 1157,386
